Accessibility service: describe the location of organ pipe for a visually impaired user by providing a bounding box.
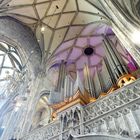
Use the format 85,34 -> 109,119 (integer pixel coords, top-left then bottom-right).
64,75 -> 68,99
99,58 -> 116,92
64,75 -> 74,99
83,64 -> 95,97
97,70 -> 105,92
56,61 -> 66,92
105,36 -> 128,74
103,39 -> 119,80
93,68 -> 102,98
103,57 -> 116,85
70,78 -> 74,97
74,71 -> 84,94
104,37 -> 123,75
106,37 -> 128,74
103,36 -> 128,79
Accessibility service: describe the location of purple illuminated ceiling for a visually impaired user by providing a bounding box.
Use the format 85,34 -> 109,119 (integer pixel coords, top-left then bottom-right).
50,24 -> 137,80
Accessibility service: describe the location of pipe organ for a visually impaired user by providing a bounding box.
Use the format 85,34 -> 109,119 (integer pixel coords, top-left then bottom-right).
48,36 -> 136,117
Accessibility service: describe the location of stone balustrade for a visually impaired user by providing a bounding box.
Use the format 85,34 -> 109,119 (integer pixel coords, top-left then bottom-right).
22,120 -> 60,140
22,79 -> 140,140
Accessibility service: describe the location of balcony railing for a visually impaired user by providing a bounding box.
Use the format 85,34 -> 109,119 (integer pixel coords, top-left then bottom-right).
22,79 -> 140,140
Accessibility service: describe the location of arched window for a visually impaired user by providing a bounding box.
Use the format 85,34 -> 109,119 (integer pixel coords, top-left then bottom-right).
0,42 -> 22,103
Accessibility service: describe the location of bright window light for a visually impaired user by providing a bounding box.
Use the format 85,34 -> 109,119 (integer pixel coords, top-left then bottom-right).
131,30 -> 140,44
41,26 -> 45,32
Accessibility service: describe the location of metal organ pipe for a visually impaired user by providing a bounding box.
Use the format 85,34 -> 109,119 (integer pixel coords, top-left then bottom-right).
103,39 -> 119,80
97,70 -> 105,92
56,61 -> 66,92
66,75 -> 70,98
104,36 -> 128,77
61,62 -> 66,89
99,58 -> 117,93
107,37 -> 128,74
64,76 -> 68,99
64,75 -> 74,100
103,57 -> 116,85
105,37 -> 124,75
56,62 -> 62,91
74,71 -> 84,94
60,87 -> 64,101
83,64 -> 95,97
104,36 -> 122,71
93,67 -> 102,98
67,76 -> 71,98
70,79 -> 74,97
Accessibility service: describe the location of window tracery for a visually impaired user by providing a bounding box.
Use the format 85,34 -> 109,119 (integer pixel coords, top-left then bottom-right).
0,42 -> 22,102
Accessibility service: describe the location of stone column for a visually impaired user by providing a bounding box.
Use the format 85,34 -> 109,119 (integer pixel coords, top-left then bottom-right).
0,109 -> 18,140
20,77 -> 41,136
99,0 -> 140,66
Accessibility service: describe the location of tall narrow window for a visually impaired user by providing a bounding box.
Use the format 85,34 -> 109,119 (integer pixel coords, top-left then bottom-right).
0,42 -> 22,101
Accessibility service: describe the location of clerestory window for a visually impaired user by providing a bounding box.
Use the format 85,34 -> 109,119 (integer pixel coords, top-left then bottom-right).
0,42 -> 22,97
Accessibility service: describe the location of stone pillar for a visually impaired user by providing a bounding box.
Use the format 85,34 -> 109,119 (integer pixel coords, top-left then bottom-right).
99,0 -> 140,66
20,77 -> 41,136
0,109 -> 18,140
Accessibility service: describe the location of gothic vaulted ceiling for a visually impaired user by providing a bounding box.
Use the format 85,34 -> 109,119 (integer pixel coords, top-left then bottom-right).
0,0 -> 138,66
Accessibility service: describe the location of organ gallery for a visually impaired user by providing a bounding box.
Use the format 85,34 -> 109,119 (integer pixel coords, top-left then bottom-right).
0,0 -> 140,140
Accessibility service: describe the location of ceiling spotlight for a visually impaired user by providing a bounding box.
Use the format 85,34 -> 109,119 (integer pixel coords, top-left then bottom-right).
131,30 -> 140,44
41,26 -> 45,32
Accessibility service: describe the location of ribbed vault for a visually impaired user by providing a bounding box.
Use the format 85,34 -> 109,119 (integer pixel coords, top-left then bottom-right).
0,0 -> 138,86
0,0 -> 138,61
0,0 -> 112,58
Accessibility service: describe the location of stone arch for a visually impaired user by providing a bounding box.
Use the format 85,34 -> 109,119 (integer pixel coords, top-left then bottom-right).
0,16 -> 42,76
31,90 -> 52,129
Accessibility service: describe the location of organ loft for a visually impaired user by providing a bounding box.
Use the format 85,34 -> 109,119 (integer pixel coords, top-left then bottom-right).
0,0 -> 140,140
